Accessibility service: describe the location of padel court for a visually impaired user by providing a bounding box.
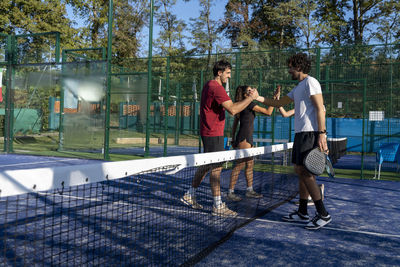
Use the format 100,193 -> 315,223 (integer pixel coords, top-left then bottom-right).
197,175 -> 400,266
0,147 -> 298,266
0,151 -> 399,266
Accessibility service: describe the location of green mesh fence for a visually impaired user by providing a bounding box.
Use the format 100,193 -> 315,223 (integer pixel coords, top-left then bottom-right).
1,36 -> 399,177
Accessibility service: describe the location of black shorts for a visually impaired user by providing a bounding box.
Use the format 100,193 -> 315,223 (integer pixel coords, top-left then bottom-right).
201,136 -> 225,153
292,132 -> 319,165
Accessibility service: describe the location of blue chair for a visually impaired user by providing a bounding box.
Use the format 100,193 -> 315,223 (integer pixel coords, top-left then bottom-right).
374,143 -> 400,179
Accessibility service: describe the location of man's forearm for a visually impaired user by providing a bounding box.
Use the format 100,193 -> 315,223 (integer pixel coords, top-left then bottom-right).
256,96 -> 291,107
316,110 -> 326,132
231,96 -> 254,115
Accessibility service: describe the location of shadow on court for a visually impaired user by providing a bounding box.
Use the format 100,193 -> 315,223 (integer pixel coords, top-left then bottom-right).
0,159 -> 298,266
196,176 -> 400,266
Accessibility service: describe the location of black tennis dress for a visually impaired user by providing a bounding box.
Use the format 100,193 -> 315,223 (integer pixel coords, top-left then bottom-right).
232,102 -> 256,147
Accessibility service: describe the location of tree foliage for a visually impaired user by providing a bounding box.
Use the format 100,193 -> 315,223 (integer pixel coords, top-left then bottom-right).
372,0 -> 400,44
113,0 -> 149,58
313,0 -> 350,47
0,0 -> 77,48
219,0 -> 255,47
67,0 -> 149,58
188,0 -> 216,53
1,0 -> 399,58
154,0 -> 187,56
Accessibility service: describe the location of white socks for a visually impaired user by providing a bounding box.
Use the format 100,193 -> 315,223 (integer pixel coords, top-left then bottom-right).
229,187 -> 253,194
213,196 -> 222,208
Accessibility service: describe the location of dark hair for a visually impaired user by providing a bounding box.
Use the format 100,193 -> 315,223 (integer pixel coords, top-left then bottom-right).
213,59 -> 232,77
287,53 -> 311,74
234,85 -> 249,102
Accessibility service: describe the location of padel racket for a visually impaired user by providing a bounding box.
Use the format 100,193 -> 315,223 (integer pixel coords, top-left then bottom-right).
325,154 -> 335,178
304,147 -> 326,175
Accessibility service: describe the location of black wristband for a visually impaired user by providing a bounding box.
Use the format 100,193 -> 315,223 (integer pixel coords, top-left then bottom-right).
318,130 -> 327,134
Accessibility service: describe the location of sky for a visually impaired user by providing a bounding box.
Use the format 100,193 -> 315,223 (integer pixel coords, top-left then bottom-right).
67,0 -> 230,56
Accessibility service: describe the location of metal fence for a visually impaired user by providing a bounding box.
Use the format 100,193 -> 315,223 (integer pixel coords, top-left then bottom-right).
0,32 -> 399,178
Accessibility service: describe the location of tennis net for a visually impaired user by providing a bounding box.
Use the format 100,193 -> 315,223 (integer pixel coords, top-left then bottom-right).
0,143 -> 297,266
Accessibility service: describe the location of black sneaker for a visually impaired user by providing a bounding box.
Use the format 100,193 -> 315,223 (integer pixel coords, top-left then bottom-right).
305,212 -> 332,230
282,210 -> 310,223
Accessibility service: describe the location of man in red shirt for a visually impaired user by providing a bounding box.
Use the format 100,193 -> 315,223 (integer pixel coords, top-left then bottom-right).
181,59 -> 259,216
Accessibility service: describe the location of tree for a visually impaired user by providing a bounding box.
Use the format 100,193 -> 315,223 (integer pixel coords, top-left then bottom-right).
114,0 -> 149,59
372,0 -> 400,44
349,0 -> 384,44
66,0 -> 108,47
220,0 -> 256,48
250,1 -> 298,49
314,0 -> 350,47
154,0 -> 186,56
185,0 -> 218,70
0,0 -> 77,47
188,0 -> 217,54
294,0 -> 319,49
67,0 -> 149,58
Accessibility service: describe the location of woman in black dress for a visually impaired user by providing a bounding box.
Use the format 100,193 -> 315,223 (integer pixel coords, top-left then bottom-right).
227,85 -> 280,201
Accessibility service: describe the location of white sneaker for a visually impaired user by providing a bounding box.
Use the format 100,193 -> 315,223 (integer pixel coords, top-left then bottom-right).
245,190 -> 263,198
227,192 -> 242,202
180,194 -> 203,209
282,210 -> 310,223
305,212 -> 332,230
212,203 -> 237,217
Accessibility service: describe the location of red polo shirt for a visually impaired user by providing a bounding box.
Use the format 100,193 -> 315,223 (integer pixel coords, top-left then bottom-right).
200,80 -> 231,136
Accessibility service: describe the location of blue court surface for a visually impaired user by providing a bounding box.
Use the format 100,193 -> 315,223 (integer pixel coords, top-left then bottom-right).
1,153 -> 399,266
0,152 -> 297,266
0,154 -> 102,171
196,176 -> 400,266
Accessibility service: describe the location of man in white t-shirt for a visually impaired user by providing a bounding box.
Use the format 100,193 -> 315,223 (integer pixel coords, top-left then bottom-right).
256,53 -> 331,230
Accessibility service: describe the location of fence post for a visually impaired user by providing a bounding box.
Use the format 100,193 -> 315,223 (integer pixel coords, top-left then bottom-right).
315,47 -> 321,80
360,79 -> 367,179
4,34 -> 15,153
102,0 -> 114,160
144,0 -> 154,157
163,57 -> 170,157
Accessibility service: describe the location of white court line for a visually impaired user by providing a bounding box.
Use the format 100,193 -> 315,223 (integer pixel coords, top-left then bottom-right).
255,218 -> 400,238
37,192 -> 102,202
0,158 -> 84,168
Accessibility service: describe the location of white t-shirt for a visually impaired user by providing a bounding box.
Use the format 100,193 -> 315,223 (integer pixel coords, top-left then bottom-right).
287,76 -> 322,133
